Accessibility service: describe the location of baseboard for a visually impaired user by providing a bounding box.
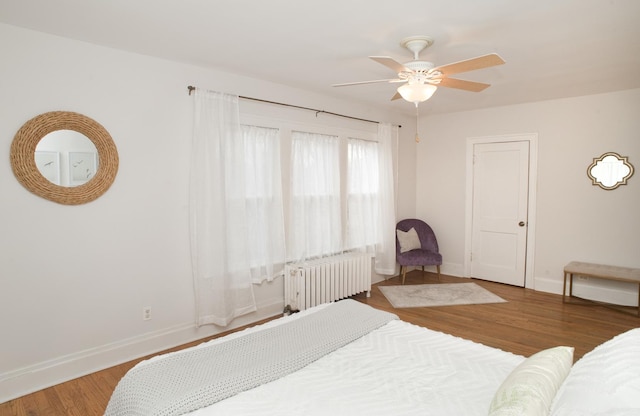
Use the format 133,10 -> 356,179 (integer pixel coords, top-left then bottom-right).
379,262 -> 464,282
534,275 -> 638,306
386,267 -> 638,308
441,262 -> 464,278
0,299 -> 283,404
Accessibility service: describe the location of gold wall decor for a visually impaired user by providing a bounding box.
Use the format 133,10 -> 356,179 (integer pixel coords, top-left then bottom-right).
587,152 -> 634,190
10,111 -> 119,204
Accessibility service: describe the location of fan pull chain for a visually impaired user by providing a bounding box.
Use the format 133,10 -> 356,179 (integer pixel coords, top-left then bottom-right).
415,103 -> 420,143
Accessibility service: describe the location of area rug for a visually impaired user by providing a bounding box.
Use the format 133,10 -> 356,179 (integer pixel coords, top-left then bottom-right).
378,283 -> 507,308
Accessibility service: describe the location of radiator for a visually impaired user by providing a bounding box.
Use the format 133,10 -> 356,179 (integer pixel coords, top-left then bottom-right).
284,252 -> 372,311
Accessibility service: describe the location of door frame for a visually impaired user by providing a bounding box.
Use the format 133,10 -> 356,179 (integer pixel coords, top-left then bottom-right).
464,133 -> 538,289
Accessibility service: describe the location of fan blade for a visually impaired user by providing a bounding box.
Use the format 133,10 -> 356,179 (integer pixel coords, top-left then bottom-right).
391,92 -> 402,101
432,53 -> 505,76
332,79 -> 405,87
436,77 -> 491,92
369,56 -> 411,73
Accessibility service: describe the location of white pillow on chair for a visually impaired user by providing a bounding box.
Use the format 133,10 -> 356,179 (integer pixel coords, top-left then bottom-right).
396,227 -> 421,253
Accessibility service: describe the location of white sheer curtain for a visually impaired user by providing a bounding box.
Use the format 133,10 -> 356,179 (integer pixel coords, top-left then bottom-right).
346,138 -> 379,251
242,125 -> 286,283
374,123 -> 398,275
289,131 -> 342,261
189,90 -> 256,327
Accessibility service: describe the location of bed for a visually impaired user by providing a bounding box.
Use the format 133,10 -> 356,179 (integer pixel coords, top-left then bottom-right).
105,299 -> 640,416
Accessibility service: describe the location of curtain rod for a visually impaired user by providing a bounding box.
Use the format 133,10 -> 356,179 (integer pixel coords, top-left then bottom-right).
187,86 -> 400,127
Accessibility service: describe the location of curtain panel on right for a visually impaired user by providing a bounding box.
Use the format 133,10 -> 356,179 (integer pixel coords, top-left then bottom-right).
374,122 -> 397,275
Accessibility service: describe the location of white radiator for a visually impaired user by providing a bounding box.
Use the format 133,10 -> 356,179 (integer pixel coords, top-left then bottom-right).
284,252 -> 372,311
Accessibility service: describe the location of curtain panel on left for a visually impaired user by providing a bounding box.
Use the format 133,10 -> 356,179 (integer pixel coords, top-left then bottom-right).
190,90 -> 286,327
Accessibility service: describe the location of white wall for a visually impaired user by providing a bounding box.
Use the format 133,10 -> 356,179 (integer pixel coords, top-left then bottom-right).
416,88 -> 640,301
0,23 -> 416,402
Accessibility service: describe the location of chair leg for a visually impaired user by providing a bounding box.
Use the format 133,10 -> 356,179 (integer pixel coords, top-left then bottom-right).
436,265 -> 441,281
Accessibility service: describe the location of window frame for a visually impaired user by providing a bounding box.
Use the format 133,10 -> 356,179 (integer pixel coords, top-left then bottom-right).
240,113 -> 380,262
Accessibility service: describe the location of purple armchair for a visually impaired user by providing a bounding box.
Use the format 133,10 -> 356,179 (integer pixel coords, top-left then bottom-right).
396,218 -> 442,284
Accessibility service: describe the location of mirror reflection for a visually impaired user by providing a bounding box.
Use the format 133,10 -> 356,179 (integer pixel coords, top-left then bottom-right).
35,130 -> 99,187
587,152 -> 634,190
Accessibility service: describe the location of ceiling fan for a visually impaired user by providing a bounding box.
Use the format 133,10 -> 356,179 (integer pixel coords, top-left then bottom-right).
333,35 -> 505,106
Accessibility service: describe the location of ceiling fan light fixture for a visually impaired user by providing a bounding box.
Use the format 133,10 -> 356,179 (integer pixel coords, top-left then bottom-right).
397,83 -> 437,104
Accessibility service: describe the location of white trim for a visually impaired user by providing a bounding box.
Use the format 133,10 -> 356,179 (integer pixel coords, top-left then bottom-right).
535,275 -> 639,307
464,133 -> 538,289
0,300 -> 283,403
239,113 -> 379,141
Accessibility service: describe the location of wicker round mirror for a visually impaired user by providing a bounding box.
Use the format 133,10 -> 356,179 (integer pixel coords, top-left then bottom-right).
10,111 -> 119,205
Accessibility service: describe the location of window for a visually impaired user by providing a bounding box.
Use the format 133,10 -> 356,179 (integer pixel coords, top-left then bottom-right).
239,114 -> 390,265
346,138 -> 380,250
288,131 -> 342,261
241,125 -> 285,282
191,90 -> 395,326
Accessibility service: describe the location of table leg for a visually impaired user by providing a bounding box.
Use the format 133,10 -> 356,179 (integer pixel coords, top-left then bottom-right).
568,273 -> 573,298
562,271 -> 567,302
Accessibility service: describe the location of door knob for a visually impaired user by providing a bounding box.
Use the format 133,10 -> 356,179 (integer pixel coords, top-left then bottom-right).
518,221 -> 526,227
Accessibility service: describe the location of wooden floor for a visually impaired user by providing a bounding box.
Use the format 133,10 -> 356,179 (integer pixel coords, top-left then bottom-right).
358,272 -> 639,360
2,272 -> 639,415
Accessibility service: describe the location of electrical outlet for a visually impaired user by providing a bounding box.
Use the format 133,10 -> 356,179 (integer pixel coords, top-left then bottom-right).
143,307 -> 151,320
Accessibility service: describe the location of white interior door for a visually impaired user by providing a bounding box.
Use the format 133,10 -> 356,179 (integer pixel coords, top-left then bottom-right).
470,141 -> 529,286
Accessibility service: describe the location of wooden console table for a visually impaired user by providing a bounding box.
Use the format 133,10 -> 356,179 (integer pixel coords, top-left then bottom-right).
563,261 -> 640,316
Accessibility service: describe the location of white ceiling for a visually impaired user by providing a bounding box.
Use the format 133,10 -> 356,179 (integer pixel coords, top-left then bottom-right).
1,0 -> 639,116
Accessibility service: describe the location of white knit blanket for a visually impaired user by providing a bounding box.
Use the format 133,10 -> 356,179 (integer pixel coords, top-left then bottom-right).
104,300 -> 398,416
